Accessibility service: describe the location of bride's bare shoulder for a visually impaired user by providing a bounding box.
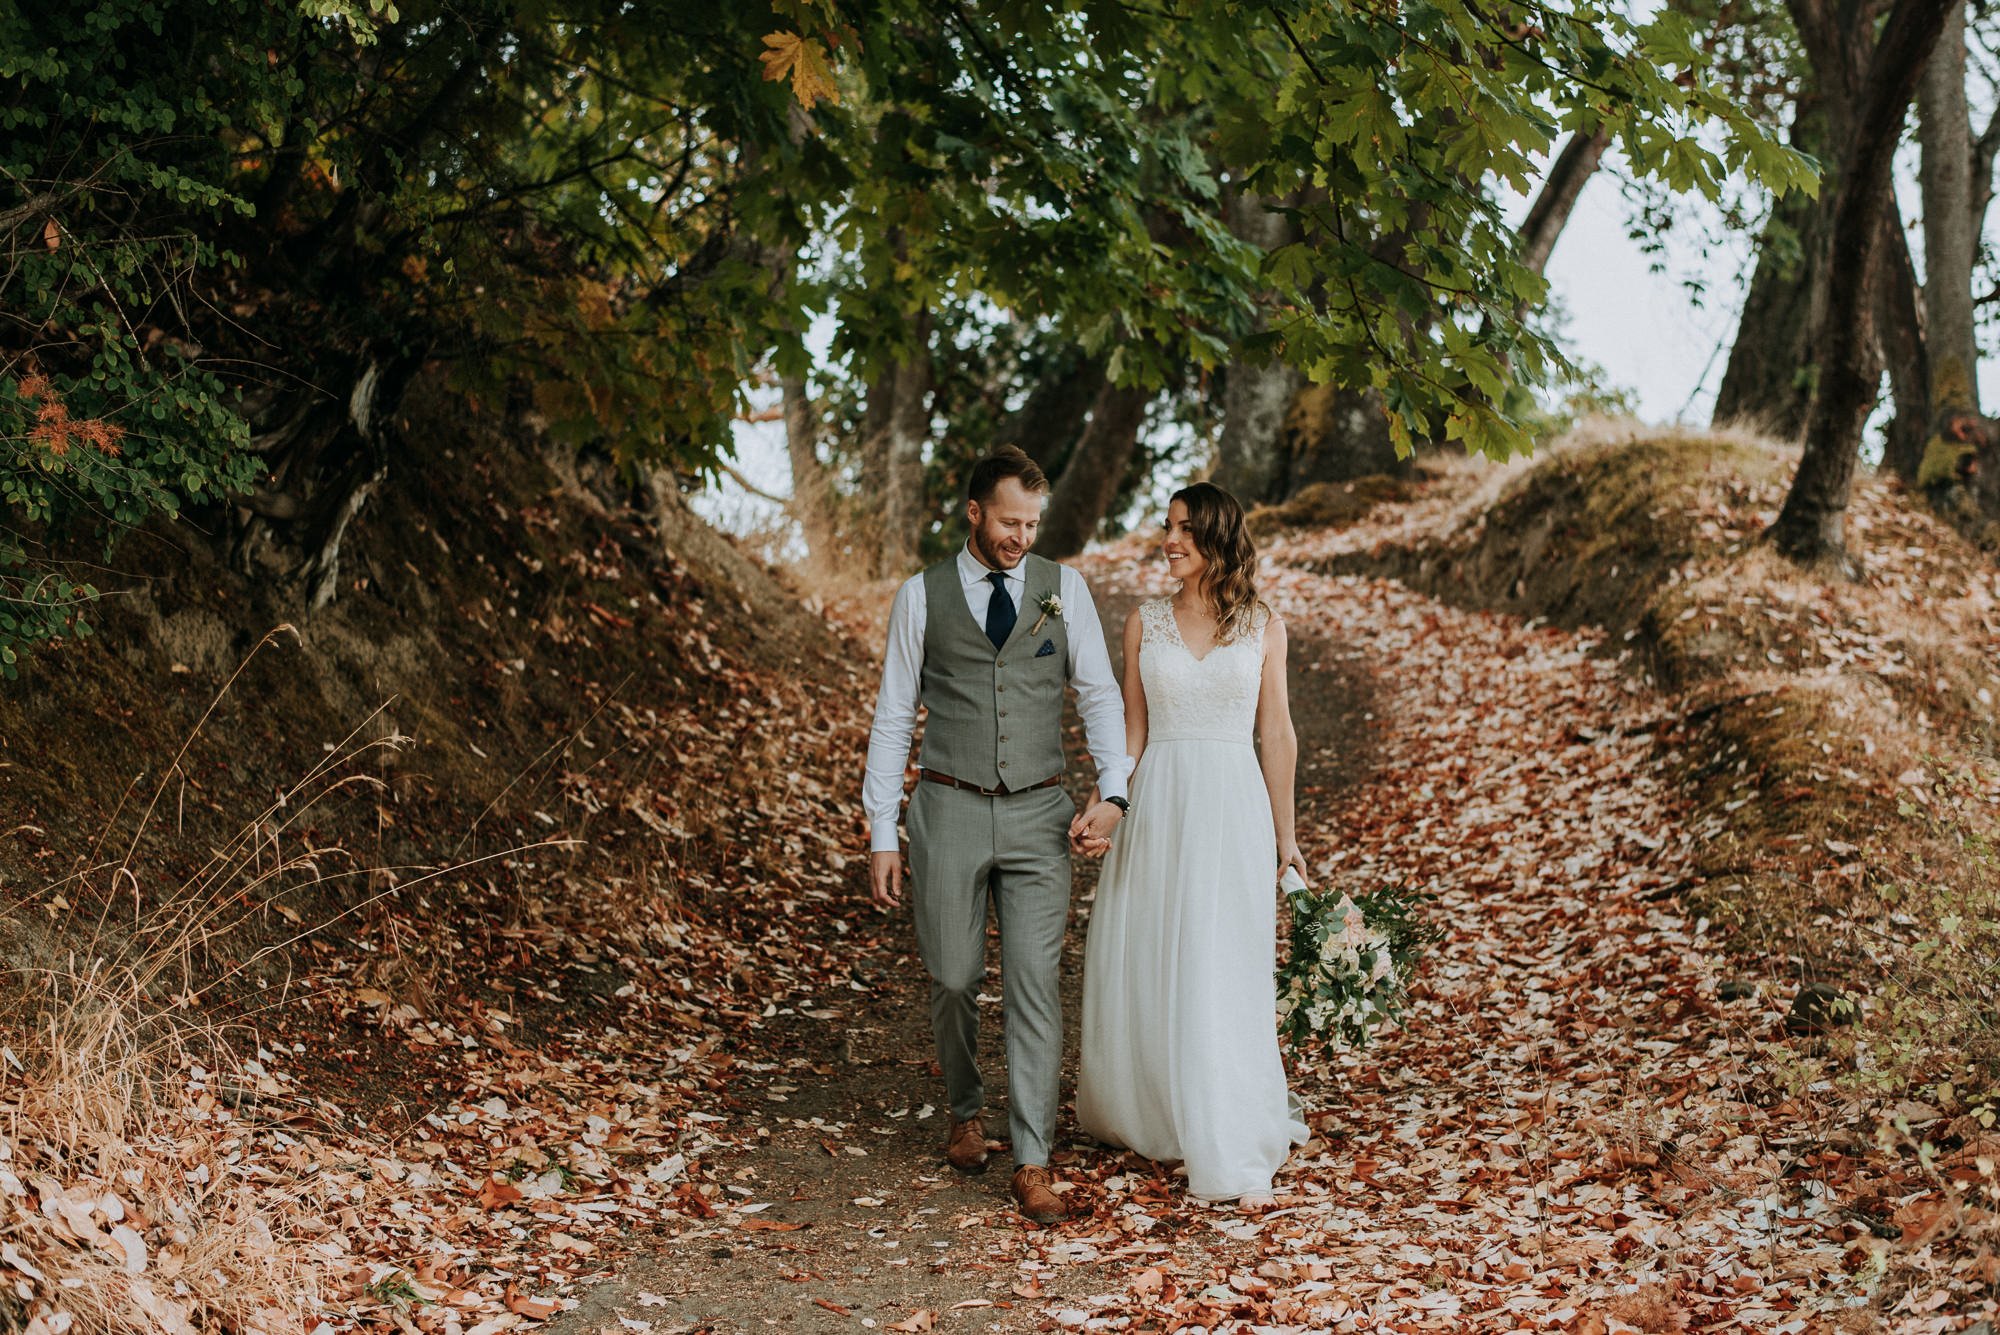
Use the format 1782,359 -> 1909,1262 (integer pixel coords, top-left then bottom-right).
1259,605 -> 1286,648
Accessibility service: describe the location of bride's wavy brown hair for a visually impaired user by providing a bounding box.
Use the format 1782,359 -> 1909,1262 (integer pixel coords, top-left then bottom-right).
1168,481 -> 1265,643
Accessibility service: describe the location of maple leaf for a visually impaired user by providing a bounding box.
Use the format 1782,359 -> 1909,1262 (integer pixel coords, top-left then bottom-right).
757,31 -> 840,109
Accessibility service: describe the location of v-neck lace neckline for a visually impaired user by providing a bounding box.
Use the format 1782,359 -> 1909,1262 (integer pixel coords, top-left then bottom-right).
1168,601 -> 1222,664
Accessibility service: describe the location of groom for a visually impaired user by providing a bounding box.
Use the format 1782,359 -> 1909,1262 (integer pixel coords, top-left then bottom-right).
863,445 -> 1131,1225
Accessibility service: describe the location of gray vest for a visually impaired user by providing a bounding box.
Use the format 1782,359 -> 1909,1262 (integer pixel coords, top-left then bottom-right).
917,553 -> 1069,791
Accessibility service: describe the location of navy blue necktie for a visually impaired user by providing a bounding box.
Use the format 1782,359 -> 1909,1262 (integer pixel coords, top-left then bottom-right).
984,570 -> 1016,650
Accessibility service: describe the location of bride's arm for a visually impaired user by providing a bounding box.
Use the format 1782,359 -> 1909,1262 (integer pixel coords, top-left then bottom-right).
1074,609 -> 1148,855
1120,605 -> 1148,768
1255,613 -> 1307,886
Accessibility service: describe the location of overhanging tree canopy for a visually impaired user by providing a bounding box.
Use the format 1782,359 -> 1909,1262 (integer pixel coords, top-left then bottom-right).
0,0 -> 1812,668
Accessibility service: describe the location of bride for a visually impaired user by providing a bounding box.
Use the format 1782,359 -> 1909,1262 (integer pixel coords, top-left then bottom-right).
1076,480 -> 1309,1203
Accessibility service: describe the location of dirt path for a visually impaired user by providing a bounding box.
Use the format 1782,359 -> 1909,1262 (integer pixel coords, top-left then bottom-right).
548,582 -> 1381,1335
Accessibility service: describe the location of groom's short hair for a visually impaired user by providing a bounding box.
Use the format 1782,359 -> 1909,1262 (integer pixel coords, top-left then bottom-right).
967,446 -> 1049,504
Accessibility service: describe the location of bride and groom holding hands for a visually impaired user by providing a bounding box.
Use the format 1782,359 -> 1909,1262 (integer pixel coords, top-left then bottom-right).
862,445 -> 1311,1225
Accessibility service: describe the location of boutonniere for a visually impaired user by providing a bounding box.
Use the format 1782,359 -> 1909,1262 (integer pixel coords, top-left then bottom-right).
1029,592 -> 1063,636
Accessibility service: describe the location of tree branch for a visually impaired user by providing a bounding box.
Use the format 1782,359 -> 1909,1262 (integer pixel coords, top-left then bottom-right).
1517,126 -> 1611,276
1972,91 -> 2000,227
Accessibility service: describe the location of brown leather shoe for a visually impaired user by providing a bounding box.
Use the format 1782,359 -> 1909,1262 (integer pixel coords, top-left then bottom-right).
944,1115 -> 989,1174
1011,1165 -> 1068,1225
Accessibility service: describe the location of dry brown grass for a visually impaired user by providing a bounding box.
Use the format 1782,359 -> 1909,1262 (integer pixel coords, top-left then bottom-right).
0,631 -> 558,1335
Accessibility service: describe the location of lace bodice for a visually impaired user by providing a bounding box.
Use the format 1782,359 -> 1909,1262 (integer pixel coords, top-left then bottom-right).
1137,598 -> 1268,745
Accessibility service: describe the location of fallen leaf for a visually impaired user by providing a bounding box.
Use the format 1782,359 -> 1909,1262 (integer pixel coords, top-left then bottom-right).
503,1285 -> 560,1321
478,1177 -> 524,1210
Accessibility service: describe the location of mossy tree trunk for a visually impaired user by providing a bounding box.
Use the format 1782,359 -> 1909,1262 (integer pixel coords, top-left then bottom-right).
1279,384 -> 1413,491
1213,188 -> 1304,504
1918,0 -> 1979,432
858,309 -> 935,578
1771,0 -> 1958,569
1714,107 -> 1834,439
1875,198 -> 1933,481
782,376 -> 840,570
1219,129 -> 1604,506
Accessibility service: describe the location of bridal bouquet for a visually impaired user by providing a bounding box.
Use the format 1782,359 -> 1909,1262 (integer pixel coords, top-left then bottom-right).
1275,876 -> 1439,1053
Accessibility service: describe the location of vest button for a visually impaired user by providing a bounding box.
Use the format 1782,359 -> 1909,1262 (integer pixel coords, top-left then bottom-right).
998,708 -> 1007,717
996,660 -> 1005,668
996,684 -> 1006,692
999,761 -> 1008,768
999,735 -> 1008,743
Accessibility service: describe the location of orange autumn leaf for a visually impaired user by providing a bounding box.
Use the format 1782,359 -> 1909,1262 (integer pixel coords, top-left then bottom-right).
757,31 -> 839,109
476,1176 -> 523,1209
503,1284 -> 560,1321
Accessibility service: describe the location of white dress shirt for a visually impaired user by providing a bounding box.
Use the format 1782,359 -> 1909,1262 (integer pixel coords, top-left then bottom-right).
864,544 -> 1132,852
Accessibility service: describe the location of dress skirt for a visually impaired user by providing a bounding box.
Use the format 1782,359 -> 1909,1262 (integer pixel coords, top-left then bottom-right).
1076,734 -> 1308,1199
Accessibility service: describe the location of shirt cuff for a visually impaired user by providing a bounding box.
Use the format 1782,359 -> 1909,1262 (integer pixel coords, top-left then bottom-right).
1097,765 -> 1130,804
869,816 -> 902,853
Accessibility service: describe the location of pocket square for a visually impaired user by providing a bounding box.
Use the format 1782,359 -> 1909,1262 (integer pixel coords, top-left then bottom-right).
1035,638 -> 1056,658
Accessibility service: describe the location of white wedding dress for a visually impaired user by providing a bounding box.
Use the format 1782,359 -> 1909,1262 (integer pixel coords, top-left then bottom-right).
1077,598 -> 1307,1200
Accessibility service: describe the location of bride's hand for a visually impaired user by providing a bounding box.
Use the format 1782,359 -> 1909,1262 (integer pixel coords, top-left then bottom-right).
1069,799 -> 1122,859
1278,842 -> 1310,888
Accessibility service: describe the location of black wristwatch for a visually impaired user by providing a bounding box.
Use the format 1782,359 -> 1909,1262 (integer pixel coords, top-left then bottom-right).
1105,796 -> 1129,814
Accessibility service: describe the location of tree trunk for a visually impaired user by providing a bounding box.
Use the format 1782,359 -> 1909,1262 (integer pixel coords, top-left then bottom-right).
1874,198 -> 1932,480
782,376 -> 838,568
858,309 -> 935,577
1281,383 -> 1411,489
1036,383 -> 1152,559
1518,128 -> 1611,278
1919,0 -> 1979,423
1216,359 -> 1304,504
1771,0 -> 1959,567
991,351 -> 1106,477
1713,109 -> 1832,438
1214,189 -> 1304,503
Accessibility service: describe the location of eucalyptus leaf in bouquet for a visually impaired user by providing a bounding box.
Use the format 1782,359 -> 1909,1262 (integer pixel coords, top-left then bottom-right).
1276,878 -> 1441,1054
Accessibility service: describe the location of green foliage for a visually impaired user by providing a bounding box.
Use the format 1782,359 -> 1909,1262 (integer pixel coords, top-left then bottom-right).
0,0 -> 1814,672
778,1 -> 1810,514
0,0 -> 290,671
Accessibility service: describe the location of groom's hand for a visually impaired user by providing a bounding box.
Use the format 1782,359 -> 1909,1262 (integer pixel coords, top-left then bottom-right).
870,850 -> 904,909
1068,800 -> 1123,859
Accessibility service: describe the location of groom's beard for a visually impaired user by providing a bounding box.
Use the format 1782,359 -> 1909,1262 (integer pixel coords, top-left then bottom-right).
970,528 -> 1027,570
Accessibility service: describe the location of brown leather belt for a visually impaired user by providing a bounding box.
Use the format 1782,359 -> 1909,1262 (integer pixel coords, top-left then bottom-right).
920,769 -> 1063,797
